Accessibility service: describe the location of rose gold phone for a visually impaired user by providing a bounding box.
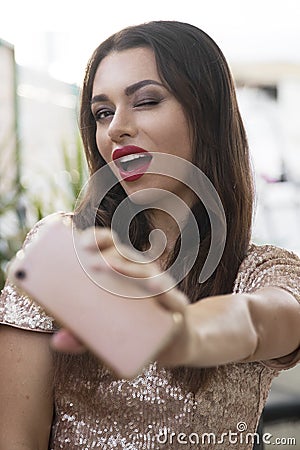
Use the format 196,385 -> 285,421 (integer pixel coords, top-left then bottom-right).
9,218 -> 179,379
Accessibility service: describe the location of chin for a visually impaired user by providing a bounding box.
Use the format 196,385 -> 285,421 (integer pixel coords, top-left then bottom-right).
124,187 -> 171,207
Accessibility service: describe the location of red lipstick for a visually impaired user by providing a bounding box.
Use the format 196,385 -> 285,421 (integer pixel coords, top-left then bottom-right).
112,146 -> 152,182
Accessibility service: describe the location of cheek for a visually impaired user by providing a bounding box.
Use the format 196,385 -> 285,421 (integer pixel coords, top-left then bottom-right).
160,114 -> 192,159
95,129 -> 108,161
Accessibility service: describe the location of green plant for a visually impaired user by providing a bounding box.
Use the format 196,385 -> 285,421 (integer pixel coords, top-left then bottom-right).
62,134 -> 88,210
0,190 -> 27,289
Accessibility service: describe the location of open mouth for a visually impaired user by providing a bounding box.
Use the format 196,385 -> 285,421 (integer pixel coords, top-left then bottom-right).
112,146 -> 153,181
114,153 -> 152,173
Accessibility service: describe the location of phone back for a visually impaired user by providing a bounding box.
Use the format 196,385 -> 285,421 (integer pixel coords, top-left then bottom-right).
9,218 -> 178,379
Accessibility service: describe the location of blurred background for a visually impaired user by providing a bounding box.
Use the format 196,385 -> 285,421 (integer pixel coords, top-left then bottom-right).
0,1 -> 300,444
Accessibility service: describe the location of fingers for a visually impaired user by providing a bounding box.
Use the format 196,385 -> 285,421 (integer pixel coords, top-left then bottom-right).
76,227 -> 119,271
103,253 -> 158,278
79,227 -> 116,251
51,329 -> 86,354
78,226 -> 156,275
79,227 -> 146,263
78,227 -> 135,269
154,286 -> 189,313
76,226 -> 189,311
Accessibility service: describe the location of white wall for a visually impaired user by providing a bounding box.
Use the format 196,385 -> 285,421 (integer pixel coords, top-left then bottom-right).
237,77 -> 300,254
16,65 -> 80,217
0,40 -> 17,195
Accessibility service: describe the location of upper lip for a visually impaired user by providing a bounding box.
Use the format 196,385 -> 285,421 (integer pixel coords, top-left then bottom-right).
112,145 -> 149,161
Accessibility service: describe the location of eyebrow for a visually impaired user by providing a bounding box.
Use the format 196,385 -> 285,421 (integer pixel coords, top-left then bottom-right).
91,79 -> 164,104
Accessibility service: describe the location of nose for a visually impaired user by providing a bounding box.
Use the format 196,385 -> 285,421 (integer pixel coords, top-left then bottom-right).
107,107 -> 137,143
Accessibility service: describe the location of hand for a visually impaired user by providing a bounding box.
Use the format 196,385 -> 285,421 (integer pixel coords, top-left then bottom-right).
51,226 -> 190,365
78,227 -> 188,311
51,328 -> 86,353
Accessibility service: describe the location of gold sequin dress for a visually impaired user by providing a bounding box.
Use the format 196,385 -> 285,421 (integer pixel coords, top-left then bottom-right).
1,215 -> 300,450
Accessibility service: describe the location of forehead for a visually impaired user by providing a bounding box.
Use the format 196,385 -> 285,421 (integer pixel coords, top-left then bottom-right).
92,48 -> 161,94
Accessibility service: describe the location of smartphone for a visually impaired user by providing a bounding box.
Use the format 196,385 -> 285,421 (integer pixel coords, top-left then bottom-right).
9,218 -> 180,379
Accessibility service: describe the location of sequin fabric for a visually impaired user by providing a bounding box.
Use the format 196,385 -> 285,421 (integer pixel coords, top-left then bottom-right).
1,217 -> 300,450
0,283 -> 56,332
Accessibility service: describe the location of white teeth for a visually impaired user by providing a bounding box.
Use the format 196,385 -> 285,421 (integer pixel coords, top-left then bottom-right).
118,153 -> 147,163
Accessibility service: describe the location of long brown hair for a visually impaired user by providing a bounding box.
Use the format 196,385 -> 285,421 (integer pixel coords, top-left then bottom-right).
76,20 -> 253,299
75,21 -> 254,389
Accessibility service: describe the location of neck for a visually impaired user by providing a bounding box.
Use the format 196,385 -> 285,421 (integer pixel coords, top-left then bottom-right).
133,187 -> 196,267
147,207 -> 189,268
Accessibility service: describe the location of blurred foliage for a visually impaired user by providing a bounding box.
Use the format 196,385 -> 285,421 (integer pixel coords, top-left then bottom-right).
0,135 -> 87,290
62,134 -> 88,209
0,189 -> 27,289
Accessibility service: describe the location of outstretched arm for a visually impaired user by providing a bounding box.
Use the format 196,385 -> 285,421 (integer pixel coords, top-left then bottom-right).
51,227 -> 300,370
157,286 -> 300,367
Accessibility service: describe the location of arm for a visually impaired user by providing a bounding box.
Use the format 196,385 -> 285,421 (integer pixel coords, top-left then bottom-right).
157,286 -> 300,367
51,227 -> 300,369
88,229 -> 300,367
0,325 -> 53,449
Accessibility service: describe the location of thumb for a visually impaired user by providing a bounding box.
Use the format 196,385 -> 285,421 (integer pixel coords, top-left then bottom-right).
51,329 -> 86,354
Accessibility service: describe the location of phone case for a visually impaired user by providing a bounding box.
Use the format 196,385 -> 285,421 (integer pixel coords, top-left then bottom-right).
9,218 -> 179,379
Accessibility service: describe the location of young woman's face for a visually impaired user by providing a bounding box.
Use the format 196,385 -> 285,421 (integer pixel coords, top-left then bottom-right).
91,47 -> 194,206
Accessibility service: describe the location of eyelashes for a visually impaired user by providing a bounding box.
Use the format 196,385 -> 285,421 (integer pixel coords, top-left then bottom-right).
93,109 -> 114,121
92,96 -> 164,123
134,98 -> 162,107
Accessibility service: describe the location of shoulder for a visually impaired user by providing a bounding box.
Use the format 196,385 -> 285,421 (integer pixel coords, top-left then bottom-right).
233,243 -> 300,302
239,242 -> 300,274
237,243 -> 300,273
23,211 -> 73,248
0,212 -> 72,333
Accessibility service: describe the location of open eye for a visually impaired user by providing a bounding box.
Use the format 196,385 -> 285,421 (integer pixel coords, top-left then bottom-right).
94,108 -> 114,121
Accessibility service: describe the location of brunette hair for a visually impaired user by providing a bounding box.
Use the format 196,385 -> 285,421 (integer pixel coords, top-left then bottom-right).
75,20 -> 254,390
75,20 -> 254,302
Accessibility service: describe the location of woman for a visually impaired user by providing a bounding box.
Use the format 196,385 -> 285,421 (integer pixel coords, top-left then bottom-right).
0,21 -> 299,449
